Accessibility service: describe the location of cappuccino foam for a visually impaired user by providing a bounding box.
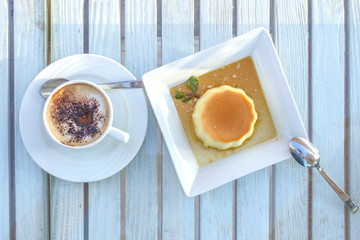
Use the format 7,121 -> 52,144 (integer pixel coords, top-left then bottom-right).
46,83 -> 110,146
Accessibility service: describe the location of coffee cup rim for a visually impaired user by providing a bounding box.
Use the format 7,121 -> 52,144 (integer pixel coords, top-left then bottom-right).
43,79 -> 115,149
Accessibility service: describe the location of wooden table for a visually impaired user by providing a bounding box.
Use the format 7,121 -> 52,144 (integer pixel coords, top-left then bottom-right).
1,0 -> 359,239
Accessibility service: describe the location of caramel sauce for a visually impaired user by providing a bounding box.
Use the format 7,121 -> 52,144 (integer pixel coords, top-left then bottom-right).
202,90 -> 255,142
170,56 -> 277,166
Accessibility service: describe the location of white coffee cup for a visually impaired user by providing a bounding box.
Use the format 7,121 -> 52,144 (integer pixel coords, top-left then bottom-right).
43,80 -> 130,149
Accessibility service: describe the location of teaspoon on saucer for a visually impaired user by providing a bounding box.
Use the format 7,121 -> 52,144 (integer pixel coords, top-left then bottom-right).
40,77 -> 144,98
290,137 -> 358,213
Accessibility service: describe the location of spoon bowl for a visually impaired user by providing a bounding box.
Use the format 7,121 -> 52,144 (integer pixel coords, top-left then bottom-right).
290,137 -> 320,168
40,78 -> 69,98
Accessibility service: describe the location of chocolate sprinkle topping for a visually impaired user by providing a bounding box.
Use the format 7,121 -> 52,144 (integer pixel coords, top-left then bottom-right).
48,88 -> 107,145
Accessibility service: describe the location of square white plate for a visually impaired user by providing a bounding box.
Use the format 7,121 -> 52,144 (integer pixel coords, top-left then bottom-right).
142,27 -> 307,197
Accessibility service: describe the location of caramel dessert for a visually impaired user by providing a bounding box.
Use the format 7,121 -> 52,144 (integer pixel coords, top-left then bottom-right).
170,56 -> 277,166
192,85 -> 258,150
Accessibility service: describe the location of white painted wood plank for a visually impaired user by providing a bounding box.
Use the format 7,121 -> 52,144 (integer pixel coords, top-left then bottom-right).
349,0 -> 360,237
51,0 -> 84,62
51,0 -> 84,239
162,148 -> 195,240
89,0 -> 121,60
200,0 -> 232,49
124,0 -> 158,239
88,175 -> 121,240
199,1 -> 234,239
162,0 -> 194,64
161,0 -> 195,239
51,181 -> 84,239
13,0 -> 49,239
237,0 -> 270,32
0,0 -> 9,238
88,1 -> 121,239
236,1 -> 270,239
312,0 -> 345,239
125,0 -> 157,79
273,0 -> 308,239
236,172 -> 270,239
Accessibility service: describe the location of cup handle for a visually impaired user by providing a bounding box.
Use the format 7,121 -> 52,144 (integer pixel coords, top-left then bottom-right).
108,127 -> 130,143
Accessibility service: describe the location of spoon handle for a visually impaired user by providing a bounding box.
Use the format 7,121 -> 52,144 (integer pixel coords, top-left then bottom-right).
316,165 -> 358,213
98,80 -> 144,89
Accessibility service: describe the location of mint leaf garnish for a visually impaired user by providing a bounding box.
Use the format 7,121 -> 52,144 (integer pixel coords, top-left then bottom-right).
175,90 -> 185,99
174,76 -> 200,103
187,76 -> 199,93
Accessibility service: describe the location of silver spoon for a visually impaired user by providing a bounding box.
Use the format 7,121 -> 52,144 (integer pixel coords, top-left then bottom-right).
40,77 -> 144,98
290,137 -> 358,213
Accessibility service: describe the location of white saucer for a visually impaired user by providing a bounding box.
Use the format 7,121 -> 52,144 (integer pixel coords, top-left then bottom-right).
19,54 -> 148,182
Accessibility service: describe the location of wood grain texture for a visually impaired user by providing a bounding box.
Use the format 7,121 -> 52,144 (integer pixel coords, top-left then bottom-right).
13,0 -> 49,239
51,0 -> 85,239
89,0 -> 121,60
51,0 -> 84,62
161,0 -> 195,239
236,1 -> 270,239
0,0 -> 9,238
88,176 -> 121,240
312,0 -> 345,239
237,0 -> 270,32
273,0 -> 309,239
200,0 -> 232,49
349,0 -> 360,238
199,1 -> 234,239
51,181 -> 84,239
162,0 -> 194,64
124,0 -> 158,239
6,1 -> 358,239
88,0 -> 121,239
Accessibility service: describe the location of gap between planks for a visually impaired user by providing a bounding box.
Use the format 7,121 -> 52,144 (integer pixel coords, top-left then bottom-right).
269,0 -> 276,239
194,0 -> 200,239
232,0 -> 237,240
157,1 -> 163,240
343,0 -> 350,238
120,0 -> 127,239
120,0 -> 126,239
83,1 -> 89,240
8,0 -> 16,239
307,0 -> 313,239
45,0 -> 52,239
